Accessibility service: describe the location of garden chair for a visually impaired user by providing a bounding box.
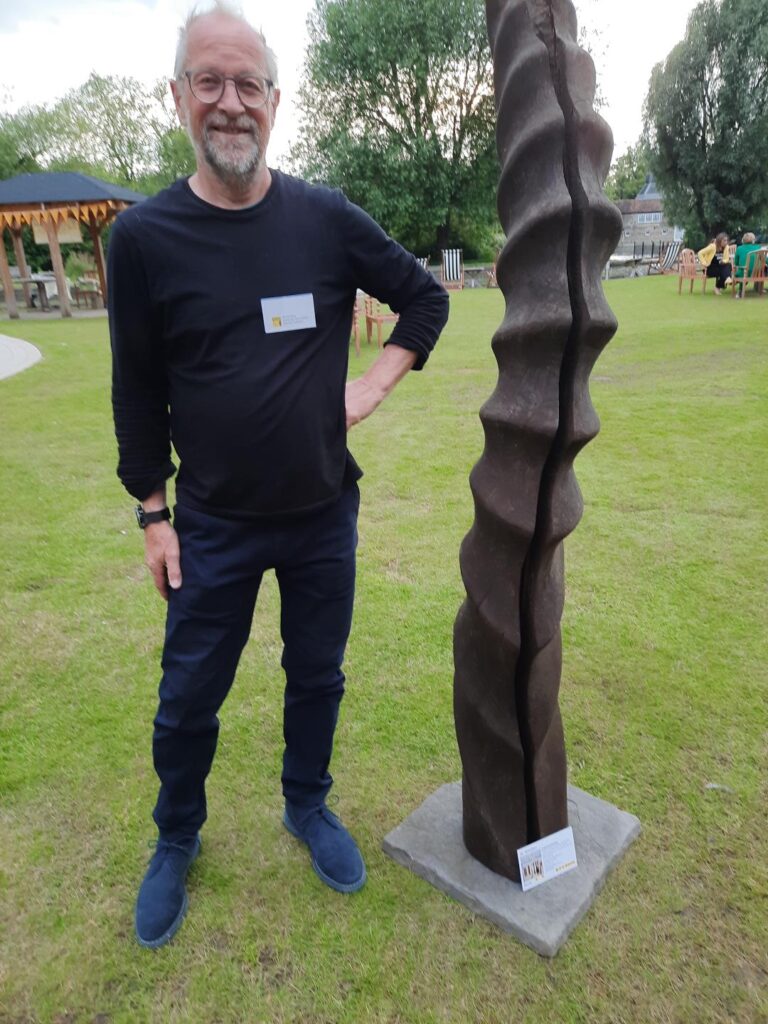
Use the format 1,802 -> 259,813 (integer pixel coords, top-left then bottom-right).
649,240 -> 682,275
73,277 -> 103,309
677,249 -> 699,294
487,249 -> 500,287
440,249 -> 464,290
730,248 -> 766,298
350,293 -> 361,355
364,295 -> 399,348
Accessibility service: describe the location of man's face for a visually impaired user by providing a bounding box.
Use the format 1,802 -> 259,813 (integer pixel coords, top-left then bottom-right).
171,13 -> 280,186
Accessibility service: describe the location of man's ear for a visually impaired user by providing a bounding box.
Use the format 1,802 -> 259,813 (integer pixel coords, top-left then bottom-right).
170,78 -> 186,125
269,87 -> 281,128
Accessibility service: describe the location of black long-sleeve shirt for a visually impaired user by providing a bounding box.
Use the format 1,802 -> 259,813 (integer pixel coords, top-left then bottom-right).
108,171 -> 448,519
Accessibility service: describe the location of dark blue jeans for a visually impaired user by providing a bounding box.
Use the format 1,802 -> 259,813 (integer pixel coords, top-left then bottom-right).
152,485 -> 359,840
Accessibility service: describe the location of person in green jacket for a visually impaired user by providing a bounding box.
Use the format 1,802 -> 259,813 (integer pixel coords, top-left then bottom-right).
733,232 -> 763,298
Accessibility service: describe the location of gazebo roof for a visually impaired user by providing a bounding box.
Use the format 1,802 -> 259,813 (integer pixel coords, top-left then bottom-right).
0,171 -> 147,316
0,171 -> 146,205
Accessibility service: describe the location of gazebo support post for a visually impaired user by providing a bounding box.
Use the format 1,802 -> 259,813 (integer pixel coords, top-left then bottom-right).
44,218 -> 72,318
0,227 -> 20,319
88,220 -> 108,306
10,229 -> 32,307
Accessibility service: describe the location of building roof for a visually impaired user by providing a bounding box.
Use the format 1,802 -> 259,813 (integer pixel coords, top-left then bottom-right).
0,171 -> 146,205
615,197 -> 664,214
636,173 -> 663,201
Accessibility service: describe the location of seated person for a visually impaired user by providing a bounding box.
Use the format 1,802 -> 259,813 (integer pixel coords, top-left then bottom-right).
697,233 -> 733,294
733,232 -> 763,297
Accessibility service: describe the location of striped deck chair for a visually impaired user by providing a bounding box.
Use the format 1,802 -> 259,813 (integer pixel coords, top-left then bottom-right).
649,240 -> 683,275
440,249 -> 464,290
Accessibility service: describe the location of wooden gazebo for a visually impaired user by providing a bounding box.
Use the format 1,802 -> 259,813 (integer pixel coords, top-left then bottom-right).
0,172 -> 145,318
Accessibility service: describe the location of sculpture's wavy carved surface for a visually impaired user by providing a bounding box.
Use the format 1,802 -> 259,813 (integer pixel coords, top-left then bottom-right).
453,0 -> 622,881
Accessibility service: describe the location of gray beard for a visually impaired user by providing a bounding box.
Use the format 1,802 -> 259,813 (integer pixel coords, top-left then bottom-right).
197,118 -> 263,188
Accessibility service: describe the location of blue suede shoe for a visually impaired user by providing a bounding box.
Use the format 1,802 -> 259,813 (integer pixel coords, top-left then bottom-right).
283,803 -> 366,893
135,835 -> 201,948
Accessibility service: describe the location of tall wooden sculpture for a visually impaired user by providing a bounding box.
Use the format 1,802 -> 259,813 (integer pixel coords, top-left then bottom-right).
454,0 -> 623,882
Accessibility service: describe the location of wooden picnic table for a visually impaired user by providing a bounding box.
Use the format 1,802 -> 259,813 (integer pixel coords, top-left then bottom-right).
14,276 -> 54,311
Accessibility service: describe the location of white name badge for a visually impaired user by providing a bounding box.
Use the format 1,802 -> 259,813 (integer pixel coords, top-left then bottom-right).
517,826 -> 578,892
261,293 -> 317,334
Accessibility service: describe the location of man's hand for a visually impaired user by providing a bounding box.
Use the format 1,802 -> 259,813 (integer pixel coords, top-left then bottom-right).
144,520 -> 182,600
345,377 -> 386,430
345,344 -> 418,430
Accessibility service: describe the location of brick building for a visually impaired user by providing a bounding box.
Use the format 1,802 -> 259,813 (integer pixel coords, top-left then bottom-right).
614,174 -> 683,256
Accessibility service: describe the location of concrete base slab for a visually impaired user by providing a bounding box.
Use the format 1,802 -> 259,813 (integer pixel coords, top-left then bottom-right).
382,782 -> 640,957
0,335 -> 42,380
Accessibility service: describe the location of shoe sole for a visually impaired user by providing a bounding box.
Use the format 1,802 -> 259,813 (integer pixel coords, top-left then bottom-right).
135,837 -> 201,949
136,891 -> 190,949
282,812 -> 366,894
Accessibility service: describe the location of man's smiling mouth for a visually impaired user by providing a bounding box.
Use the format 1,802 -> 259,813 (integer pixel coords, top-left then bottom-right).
211,126 -> 252,135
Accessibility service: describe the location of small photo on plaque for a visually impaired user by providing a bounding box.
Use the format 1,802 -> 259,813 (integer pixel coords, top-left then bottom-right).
517,826 -> 578,892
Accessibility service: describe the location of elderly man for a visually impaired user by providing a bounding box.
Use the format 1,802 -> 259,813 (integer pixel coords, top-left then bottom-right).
108,1 -> 448,948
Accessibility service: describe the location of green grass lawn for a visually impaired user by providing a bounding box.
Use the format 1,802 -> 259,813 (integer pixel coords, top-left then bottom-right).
0,277 -> 766,1023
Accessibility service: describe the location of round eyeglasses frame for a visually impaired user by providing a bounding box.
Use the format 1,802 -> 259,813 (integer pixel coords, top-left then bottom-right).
182,70 -> 274,109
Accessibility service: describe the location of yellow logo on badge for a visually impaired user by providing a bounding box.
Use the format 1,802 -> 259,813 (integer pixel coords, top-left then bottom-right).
272,316 -> 282,328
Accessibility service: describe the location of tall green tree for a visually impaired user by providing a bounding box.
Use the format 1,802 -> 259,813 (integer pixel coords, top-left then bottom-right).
0,129 -> 37,180
605,141 -> 651,201
0,104 -> 66,178
0,75 -> 195,192
291,0 -> 498,256
643,0 -> 768,246
57,73 -> 162,183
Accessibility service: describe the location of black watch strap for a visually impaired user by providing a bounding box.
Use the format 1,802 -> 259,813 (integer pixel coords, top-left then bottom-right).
135,506 -> 171,529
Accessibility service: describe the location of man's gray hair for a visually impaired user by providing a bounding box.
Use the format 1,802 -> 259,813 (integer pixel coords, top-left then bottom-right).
174,1 -> 279,84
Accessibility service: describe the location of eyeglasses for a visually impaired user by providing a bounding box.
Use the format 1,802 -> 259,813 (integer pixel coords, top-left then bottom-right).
183,70 -> 274,108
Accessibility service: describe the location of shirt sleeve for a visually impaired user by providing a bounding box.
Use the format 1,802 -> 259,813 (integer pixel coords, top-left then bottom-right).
108,214 -> 176,502
340,196 -> 449,370
697,243 -> 714,266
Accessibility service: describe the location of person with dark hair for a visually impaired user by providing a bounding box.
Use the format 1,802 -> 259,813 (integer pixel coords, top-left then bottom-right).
697,232 -> 733,294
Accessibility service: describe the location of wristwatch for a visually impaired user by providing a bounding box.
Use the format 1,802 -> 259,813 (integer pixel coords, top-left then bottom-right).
135,506 -> 171,529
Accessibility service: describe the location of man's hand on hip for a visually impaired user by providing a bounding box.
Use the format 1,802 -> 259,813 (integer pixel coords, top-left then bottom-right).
144,521 -> 182,600
345,376 -> 387,430
345,344 -> 418,430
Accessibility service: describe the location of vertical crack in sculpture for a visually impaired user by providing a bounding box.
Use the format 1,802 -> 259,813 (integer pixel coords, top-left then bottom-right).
453,0 -> 623,881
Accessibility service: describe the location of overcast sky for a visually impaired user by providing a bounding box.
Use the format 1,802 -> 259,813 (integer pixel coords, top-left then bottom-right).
0,0 -> 703,164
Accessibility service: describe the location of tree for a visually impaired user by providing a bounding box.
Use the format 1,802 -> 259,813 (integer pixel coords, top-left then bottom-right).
0,75 -> 195,193
291,0 -> 498,256
143,80 -> 196,191
643,0 -> 768,246
57,73 -> 162,183
605,141 -> 651,201
0,128 -> 36,179
0,104 -> 65,178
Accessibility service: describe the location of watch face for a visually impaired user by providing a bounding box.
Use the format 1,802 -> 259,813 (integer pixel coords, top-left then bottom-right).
135,507 -> 170,528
